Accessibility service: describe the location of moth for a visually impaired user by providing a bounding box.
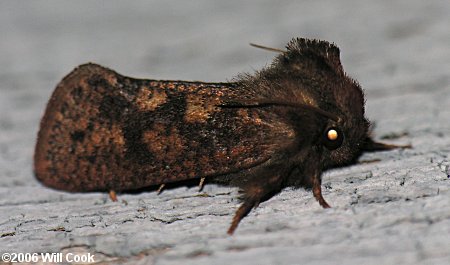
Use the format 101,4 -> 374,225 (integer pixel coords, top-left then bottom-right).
34,38 -> 409,234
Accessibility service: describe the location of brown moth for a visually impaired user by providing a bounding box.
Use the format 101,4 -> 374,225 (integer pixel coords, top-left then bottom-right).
34,38 -> 409,234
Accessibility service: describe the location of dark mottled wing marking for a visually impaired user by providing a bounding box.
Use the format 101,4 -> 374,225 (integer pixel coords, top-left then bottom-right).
34,63 -> 296,192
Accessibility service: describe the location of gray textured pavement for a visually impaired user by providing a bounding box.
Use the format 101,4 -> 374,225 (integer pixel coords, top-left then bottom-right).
1,1 -> 450,264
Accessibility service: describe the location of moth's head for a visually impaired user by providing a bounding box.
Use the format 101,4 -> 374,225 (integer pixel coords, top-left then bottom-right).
245,38 -> 373,167
273,38 -> 371,167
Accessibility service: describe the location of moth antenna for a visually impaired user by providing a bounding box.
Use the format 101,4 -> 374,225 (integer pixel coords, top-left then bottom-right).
250,43 -> 286,53
220,99 -> 340,122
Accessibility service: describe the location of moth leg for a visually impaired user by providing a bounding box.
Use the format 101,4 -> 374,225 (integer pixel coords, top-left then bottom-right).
228,173 -> 285,235
228,198 -> 258,235
109,190 -> 118,202
198,177 -> 206,192
312,177 -> 330,208
157,184 -> 165,195
363,138 -> 411,152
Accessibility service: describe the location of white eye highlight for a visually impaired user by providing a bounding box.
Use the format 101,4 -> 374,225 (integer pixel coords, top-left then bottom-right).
327,129 -> 338,141
323,127 -> 343,150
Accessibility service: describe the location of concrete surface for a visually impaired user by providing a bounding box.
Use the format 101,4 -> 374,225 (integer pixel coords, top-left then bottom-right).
1,0 -> 449,264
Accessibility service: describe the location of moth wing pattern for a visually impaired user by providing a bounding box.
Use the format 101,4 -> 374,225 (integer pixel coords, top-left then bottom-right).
34,63 -> 298,192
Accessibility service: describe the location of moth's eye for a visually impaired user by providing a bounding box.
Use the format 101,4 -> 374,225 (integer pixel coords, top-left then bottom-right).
323,127 -> 343,150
